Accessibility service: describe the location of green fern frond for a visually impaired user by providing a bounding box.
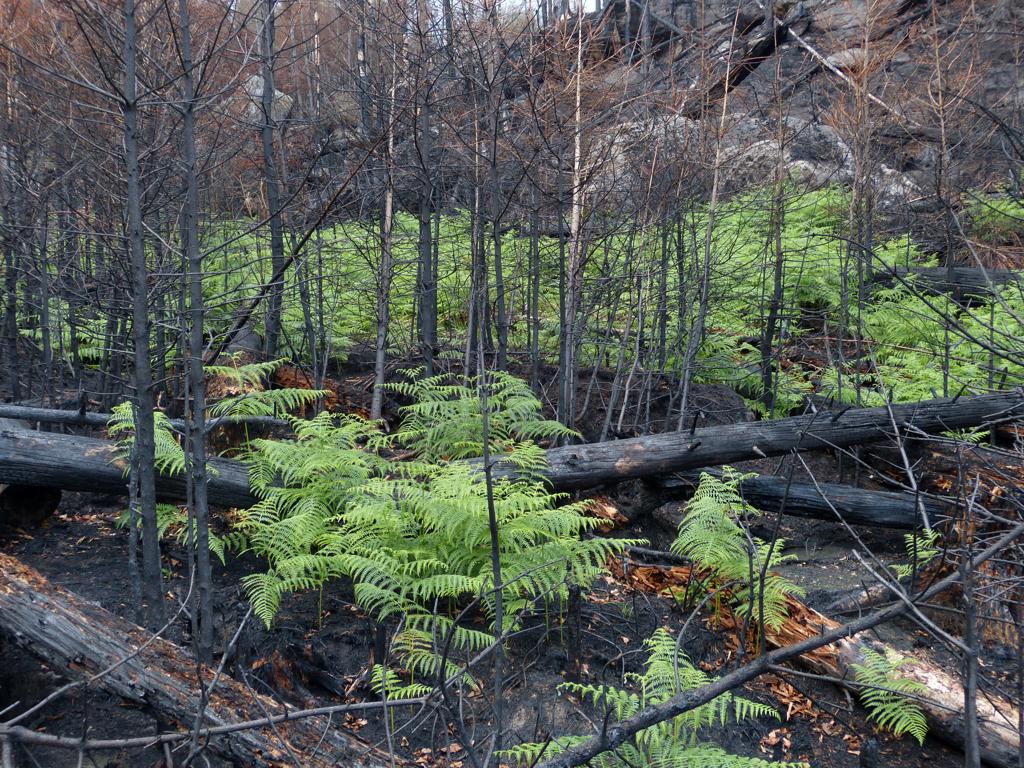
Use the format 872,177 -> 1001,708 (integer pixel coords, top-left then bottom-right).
388,370 -> 577,461
204,357 -> 287,388
504,627 -> 798,768
672,470 -> 802,632
852,648 -> 928,745
116,503 -> 237,565
211,387 -> 328,418
235,372 -> 637,692
370,665 -> 432,700
892,529 -> 943,580
108,402 -> 186,477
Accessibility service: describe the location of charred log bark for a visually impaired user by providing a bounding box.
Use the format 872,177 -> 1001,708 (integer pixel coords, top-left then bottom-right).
871,266 -> 1021,300
3,392 -> 1024,514
0,552 -> 390,767
0,427 -> 257,508
495,391 -> 1024,490
0,404 -> 287,433
650,471 -> 949,530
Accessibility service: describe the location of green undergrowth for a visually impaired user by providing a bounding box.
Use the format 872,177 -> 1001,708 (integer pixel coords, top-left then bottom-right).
20,184 -> 1024,415
503,628 -> 805,768
235,371 -> 640,685
664,470 -> 928,749
966,193 -> 1024,243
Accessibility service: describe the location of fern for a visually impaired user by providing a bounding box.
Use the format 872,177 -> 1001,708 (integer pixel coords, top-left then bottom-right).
370,664 -> 432,700
206,356 -> 329,419
108,401 -> 186,477
503,628 -> 805,768
237,373 -> 640,688
388,370 -> 577,462
204,356 -> 287,389
892,528 -> 943,580
851,648 -> 928,745
116,504 -> 239,565
671,469 -> 804,632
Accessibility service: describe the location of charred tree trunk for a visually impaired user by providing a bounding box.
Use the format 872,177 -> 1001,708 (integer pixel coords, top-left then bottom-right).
0,404 -> 286,432
0,427 -> 257,508
494,391 -> 1024,490
0,553 -> 392,767
649,471 -> 947,530
122,0 -> 163,625
260,0 -> 286,360
3,392 -> 1024,515
870,266 -> 1021,300
781,598 -> 1021,768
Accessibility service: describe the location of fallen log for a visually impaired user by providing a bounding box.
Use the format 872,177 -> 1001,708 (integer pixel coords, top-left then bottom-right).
494,391 -> 1024,490
872,266 -> 1022,299
0,426 -> 944,531
0,422 -> 943,530
0,552 -> 391,767
3,392 -> 1024,511
650,471 -> 950,530
0,418 -> 64,528
0,427 -> 257,508
0,403 -> 288,433
615,561 -> 1021,768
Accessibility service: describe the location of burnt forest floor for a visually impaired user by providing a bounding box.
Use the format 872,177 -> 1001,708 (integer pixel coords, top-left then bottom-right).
0,360 -> 1012,768
0,477 -> 973,768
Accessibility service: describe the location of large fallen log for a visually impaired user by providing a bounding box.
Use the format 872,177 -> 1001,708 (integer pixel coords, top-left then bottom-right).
872,266 -> 1022,299
615,560 -> 1022,768
0,403 -> 287,433
0,426 -> 943,532
2,391 -> 1023,513
0,427 -> 257,508
650,471 -> 951,529
0,552 -> 391,767
496,390 -> 1024,490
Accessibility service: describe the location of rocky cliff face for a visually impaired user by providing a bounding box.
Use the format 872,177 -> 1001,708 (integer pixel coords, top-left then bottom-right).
590,0 -> 1023,232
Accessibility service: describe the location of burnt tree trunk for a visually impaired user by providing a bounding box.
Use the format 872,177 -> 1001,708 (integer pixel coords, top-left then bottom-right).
494,391 -> 1024,490
650,471 -> 948,530
3,391 -> 1024,516
0,427 -> 257,508
0,552 -> 391,767
0,404 -> 287,432
871,266 -> 1021,300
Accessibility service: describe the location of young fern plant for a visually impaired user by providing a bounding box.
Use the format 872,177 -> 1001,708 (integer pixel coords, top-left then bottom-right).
851,648 -> 928,745
502,628 -> 807,768
109,403 -> 237,560
115,504 -> 237,564
892,529 -> 943,580
237,373 -> 640,687
328,462 -> 634,685
671,469 -> 804,633
108,401 -> 187,476
237,411 -> 393,623
388,369 -> 577,463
